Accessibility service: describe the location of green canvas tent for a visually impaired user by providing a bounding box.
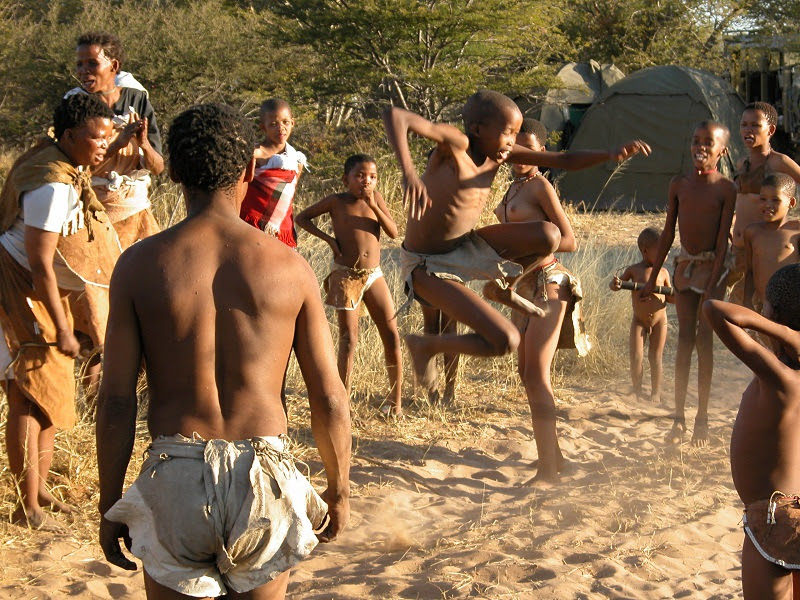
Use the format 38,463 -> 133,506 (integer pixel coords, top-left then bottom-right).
539,60 -> 626,150
556,65 -> 746,211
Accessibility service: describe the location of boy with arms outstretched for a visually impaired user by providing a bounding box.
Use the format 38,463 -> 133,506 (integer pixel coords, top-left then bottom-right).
610,227 -> 674,403
296,154 -> 403,416
704,264 -> 800,600
730,102 -> 800,302
743,173 -> 800,312
97,104 -> 351,598
641,121 -> 736,447
383,90 -> 649,394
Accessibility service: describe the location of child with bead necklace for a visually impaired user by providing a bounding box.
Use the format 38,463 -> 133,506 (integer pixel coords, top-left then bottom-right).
490,118 -> 590,486
641,121 -> 736,447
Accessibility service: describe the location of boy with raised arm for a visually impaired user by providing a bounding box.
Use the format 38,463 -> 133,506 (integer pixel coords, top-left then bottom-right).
704,264 -> 800,600
730,102 -> 800,303
610,227 -> 674,403
383,90 -> 649,392
743,173 -> 800,313
296,154 -> 403,417
96,104 -> 351,599
641,121 -> 736,447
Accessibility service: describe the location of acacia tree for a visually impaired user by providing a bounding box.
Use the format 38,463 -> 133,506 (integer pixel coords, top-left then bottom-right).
557,0 -> 748,73
260,0 -> 566,121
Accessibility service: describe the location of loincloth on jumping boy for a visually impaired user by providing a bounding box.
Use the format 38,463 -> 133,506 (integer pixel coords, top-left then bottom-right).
510,258 -> 591,357
673,247 -> 734,294
105,433 -> 329,598
399,231 -> 523,309
323,263 -> 383,311
743,491 -> 800,570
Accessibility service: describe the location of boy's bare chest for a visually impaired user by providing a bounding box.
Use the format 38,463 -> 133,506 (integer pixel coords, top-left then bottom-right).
754,230 -> 800,261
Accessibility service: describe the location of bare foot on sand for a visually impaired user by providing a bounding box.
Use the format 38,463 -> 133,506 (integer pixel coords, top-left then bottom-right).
404,334 -> 439,394
691,419 -> 709,448
380,404 -> 404,419
39,490 -> 76,515
650,393 -> 661,404
12,507 -> 66,532
483,281 -> 545,317
665,418 -> 686,445
521,470 -> 560,489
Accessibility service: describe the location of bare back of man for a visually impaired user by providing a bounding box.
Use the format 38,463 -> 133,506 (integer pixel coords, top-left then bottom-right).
98,104 -> 350,600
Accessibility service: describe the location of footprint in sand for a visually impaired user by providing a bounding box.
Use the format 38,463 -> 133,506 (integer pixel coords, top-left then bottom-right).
471,469 -> 510,482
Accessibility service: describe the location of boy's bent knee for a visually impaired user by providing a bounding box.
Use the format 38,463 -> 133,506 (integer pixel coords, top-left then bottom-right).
541,222 -> 561,254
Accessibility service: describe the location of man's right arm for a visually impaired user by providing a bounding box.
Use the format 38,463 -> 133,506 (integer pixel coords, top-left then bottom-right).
292,259 -> 351,541
96,253 -> 143,571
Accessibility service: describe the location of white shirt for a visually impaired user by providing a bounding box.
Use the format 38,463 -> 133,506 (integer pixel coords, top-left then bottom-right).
0,182 -> 86,291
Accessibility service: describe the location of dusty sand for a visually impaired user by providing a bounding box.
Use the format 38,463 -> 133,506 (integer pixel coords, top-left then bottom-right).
0,349 -> 749,599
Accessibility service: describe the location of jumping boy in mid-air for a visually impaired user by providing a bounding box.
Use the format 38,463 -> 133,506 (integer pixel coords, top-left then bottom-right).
240,98 -> 307,248
296,154 -> 403,416
743,173 -> 800,313
730,102 -> 800,303
383,91 -> 650,402
641,121 -> 736,447
704,264 -> 800,600
610,227 -> 674,403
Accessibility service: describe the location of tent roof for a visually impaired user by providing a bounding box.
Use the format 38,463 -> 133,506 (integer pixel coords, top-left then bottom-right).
556,65 -> 746,211
545,60 -> 626,105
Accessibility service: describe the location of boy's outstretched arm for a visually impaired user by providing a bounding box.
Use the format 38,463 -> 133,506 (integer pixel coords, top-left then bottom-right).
641,181 -> 679,296
509,140 -> 651,171
295,196 -> 341,257
703,299 -> 800,387
382,106 -> 468,219
367,190 -> 398,239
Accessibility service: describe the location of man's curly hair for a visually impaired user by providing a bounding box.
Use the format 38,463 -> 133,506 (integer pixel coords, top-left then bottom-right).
167,103 -> 256,191
53,94 -> 114,139
766,264 -> 800,331
745,102 -> 778,128
77,32 -> 125,68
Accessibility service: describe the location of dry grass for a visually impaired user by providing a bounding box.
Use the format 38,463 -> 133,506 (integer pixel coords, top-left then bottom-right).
0,161 -> 673,552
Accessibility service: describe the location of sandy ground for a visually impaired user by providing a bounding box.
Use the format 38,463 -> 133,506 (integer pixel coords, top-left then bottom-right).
0,347 -> 749,600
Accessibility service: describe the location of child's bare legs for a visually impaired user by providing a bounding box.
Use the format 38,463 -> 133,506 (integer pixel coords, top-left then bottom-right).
420,306 -> 460,403
692,283 -> 726,447
440,314 -> 459,402
742,534 -> 793,599
629,319 -> 646,399
406,221 -> 559,389
335,309 -> 359,393
518,282 -> 569,487
648,316 -> 668,403
670,290 -> 700,444
406,271 -> 520,391
5,382 -> 65,530
478,222 -> 560,316
363,278 -> 403,416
